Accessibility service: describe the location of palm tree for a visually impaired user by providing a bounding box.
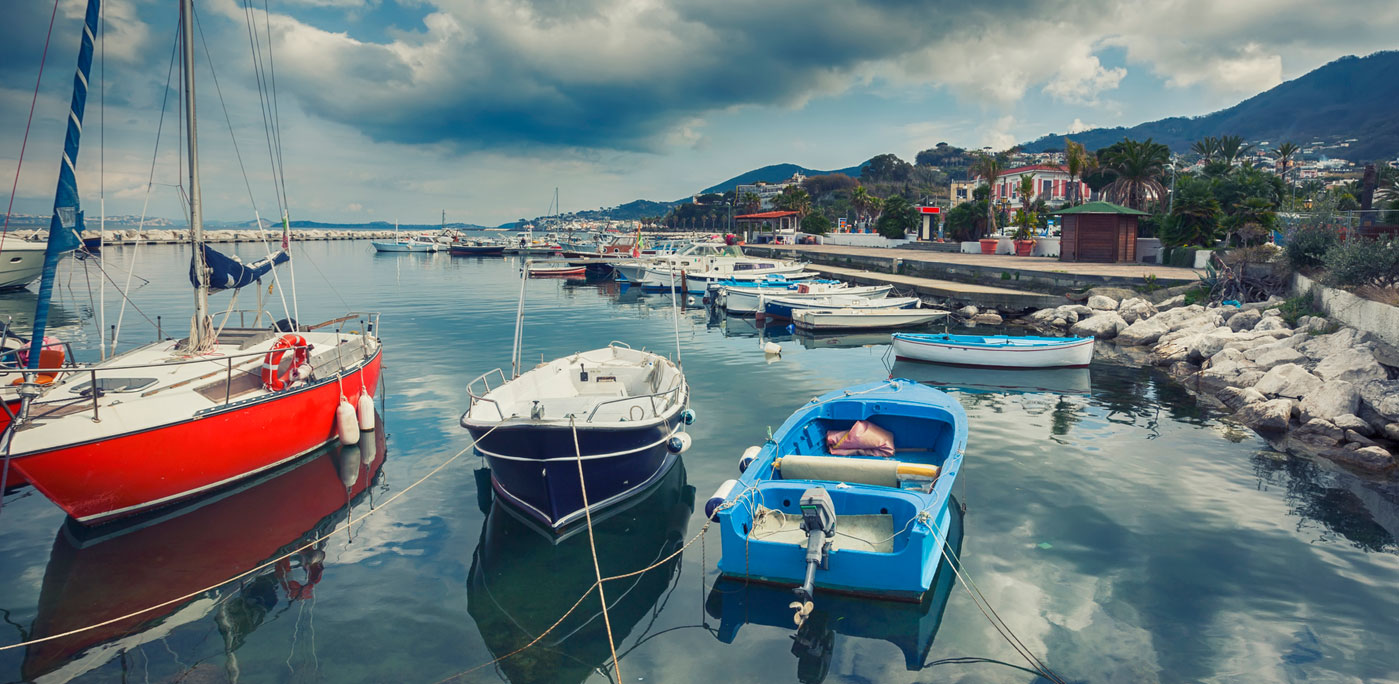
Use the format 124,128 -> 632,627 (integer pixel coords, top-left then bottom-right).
773,186 -> 811,217
739,191 -> 761,215
1014,173 -> 1038,239
1273,141 -> 1299,207
1190,136 -> 1219,162
851,186 -> 878,230
970,152 -> 1005,236
1064,139 -> 1087,206
1217,135 -> 1254,166
1101,138 -> 1170,211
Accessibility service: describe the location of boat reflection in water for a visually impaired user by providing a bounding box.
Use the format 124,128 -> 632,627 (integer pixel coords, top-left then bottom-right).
705,498 -> 962,684
891,359 -> 1092,396
795,331 -> 895,350
468,459 -> 694,684
22,422 -> 388,682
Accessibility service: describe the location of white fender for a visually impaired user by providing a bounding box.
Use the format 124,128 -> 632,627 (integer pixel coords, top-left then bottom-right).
738,445 -> 762,473
706,479 -> 739,521
762,341 -> 781,356
337,398 -> 361,446
357,390 -> 376,431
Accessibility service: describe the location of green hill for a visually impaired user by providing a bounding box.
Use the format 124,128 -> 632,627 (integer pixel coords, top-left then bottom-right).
699,162 -> 865,195
1023,51 -> 1399,160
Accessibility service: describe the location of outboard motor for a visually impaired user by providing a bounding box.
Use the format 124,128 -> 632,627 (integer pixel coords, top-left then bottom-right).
790,486 -> 836,627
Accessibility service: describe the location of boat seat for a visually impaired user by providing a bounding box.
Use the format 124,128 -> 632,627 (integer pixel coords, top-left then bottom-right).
10,349 -> 65,386
774,455 -> 939,490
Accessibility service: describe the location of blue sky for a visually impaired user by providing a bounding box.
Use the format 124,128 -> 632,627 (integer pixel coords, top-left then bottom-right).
2,0 -> 1397,226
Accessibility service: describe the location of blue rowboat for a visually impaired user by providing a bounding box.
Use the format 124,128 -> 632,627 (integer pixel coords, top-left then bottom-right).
891,332 -> 1095,369
708,379 -> 965,603
704,497 -> 961,676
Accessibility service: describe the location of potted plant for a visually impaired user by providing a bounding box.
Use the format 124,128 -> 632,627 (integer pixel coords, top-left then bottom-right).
979,236 -> 999,254
1012,209 -> 1037,256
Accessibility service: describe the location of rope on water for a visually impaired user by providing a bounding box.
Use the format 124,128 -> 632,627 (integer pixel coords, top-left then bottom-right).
570,417 -> 621,681
0,418 -> 504,655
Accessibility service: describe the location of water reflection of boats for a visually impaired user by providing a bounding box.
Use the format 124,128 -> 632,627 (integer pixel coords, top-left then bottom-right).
796,331 -> 894,350
22,425 -> 387,682
0,289 -> 78,334
467,460 -> 694,684
706,498 -> 962,683
710,313 -> 793,341
891,359 -> 1092,395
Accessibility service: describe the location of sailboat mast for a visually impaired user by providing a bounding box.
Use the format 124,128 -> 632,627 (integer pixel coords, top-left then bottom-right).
181,0 -> 211,350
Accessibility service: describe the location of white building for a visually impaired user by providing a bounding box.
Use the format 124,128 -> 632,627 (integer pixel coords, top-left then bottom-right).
735,173 -> 806,210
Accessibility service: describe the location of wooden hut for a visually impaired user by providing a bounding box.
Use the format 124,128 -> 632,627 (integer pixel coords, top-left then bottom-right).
1053,201 -> 1147,263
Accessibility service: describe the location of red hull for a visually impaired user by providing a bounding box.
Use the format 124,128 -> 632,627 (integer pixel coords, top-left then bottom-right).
23,430 -> 387,680
12,350 -> 382,523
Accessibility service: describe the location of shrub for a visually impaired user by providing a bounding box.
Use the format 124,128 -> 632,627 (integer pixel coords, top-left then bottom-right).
801,212 -> 832,235
1270,293 -> 1324,326
1284,225 -> 1339,271
1323,236 -> 1399,289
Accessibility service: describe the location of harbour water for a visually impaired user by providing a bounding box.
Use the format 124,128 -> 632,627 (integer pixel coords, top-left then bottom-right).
2,241 -> 1398,683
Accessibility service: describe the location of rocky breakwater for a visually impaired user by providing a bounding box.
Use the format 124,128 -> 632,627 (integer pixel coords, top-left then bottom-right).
1029,292 -> 1399,474
7,228 -> 400,244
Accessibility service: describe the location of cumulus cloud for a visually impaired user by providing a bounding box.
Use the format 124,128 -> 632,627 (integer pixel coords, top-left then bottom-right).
1042,46 -> 1126,104
1067,118 -> 1093,134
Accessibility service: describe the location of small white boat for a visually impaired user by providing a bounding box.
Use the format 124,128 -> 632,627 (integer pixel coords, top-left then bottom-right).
891,333 -> 1095,369
762,295 -> 920,319
792,307 -> 949,331
0,241 -> 53,290
371,224 -> 440,253
723,283 -> 892,315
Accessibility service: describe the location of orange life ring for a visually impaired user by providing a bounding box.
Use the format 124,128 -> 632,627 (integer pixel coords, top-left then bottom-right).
261,333 -> 310,391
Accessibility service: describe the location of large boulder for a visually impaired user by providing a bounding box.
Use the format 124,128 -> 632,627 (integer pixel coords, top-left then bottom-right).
1298,381 -> 1360,424
972,312 -> 1003,325
1357,380 -> 1399,422
1334,413 -> 1373,436
1312,347 -> 1390,386
1029,308 -> 1059,324
1234,399 -> 1293,432
1228,309 -> 1262,332
957,305 -> 978,317
1198,366 -> 1265,393
1330,446 -> 1395,472
1155,294 -> 1187,310
1251,346 -> 1307,370
1297,327 -> 1371,362
1118,317 -> 1171,346
1188,327 -> 1238,361
1253,316 -> 1291,332
1118,299 -> 1158,324
1071,312 -> 1128,339
1086,295 -> 1119,311
1218,387 -> 1267,411
1254,363 -> 1323,399
1295,418 -> 1345,446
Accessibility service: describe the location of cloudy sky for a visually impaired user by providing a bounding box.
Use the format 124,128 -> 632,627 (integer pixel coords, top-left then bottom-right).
2,0 -> 1397,226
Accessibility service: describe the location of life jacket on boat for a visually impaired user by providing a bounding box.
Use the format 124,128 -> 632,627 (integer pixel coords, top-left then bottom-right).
261,334 -> 311,391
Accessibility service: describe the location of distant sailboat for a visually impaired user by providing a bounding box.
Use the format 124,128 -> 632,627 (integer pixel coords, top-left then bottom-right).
0,0 -> 383,524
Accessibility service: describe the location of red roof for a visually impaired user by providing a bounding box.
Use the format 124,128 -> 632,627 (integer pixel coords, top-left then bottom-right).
734,210 -> 799,219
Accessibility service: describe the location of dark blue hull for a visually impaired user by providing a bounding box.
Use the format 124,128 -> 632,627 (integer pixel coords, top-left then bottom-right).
467,416 -> 683,531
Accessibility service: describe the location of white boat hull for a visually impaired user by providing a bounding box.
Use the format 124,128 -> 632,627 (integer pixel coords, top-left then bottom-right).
0,242 -> 52,290
724,284 -> 892,314
792,308 -> 948,331
372,241 -> 435,253
892,335 -> 1095,368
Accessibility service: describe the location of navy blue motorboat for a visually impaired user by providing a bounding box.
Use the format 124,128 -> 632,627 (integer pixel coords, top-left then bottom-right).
462,342 -> 691,531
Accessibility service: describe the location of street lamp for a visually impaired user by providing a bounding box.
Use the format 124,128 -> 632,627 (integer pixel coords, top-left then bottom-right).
1167,155 -> 1178,214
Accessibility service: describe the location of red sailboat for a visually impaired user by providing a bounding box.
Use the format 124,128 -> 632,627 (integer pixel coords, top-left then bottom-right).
0,0 -> 382,524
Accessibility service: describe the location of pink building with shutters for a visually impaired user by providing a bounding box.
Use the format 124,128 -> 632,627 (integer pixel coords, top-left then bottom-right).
976,164 -> 1088,206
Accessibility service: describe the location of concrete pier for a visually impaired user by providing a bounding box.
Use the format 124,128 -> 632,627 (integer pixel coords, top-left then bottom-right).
806,264 -> 1064,311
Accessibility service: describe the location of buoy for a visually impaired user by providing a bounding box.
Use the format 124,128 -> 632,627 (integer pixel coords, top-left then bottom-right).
357,390 -> 375,431
334,443 -> 360,488
706,479 -> 739,521
667,432 -> 692,454
293,363 -> 314,383
687,296 -> 696,306
786,323 -> 794,333
337,398 -> 361,446
738,445 -> 761,473
762,341 -> 781,356
681,408 -> 697,425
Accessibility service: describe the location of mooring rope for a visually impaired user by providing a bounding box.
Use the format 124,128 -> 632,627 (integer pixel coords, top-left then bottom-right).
569,417 -> 621,680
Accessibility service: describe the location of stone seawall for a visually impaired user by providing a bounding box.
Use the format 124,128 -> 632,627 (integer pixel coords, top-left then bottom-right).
7,229 -> 401,245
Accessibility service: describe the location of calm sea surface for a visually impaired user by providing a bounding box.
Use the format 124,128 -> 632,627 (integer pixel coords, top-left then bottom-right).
2,241 -> 1398,683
